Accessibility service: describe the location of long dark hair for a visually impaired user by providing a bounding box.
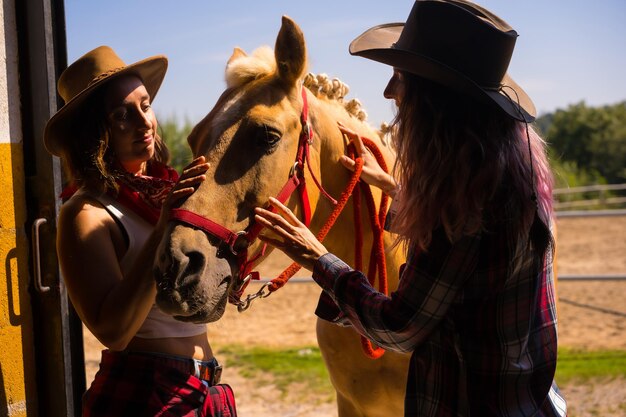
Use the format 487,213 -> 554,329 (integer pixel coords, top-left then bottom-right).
389,72 -> 554,251
62,79 -> 170,194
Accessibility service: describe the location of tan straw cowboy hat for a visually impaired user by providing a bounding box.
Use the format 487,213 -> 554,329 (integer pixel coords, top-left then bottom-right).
44,45 -> 168,156
349,0 -> 536,122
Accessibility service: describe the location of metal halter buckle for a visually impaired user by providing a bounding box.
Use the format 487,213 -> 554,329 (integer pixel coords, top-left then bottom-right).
229,231 -> 249,255
289,161 -> 301,177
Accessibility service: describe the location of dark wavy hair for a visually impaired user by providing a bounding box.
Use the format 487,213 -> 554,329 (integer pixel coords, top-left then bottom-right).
389,72 -> 554,251
61,78 -> 170,195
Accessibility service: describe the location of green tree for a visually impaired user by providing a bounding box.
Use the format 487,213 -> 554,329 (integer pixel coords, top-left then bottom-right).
159,115 -> 194,173
533,112 -> 553,139
542,101 -> 626,184
549,158 -> 605,190
586,103 -> 626,183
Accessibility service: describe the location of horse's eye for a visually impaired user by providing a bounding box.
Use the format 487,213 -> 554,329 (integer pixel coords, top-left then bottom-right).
256,125 -> 281,151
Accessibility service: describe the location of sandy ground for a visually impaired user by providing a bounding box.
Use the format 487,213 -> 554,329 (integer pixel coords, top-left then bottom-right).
83,215 -> 626,417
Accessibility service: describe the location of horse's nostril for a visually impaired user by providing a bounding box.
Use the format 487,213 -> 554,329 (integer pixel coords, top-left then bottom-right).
185,251 -> 205,275
216,244 -> 229,259
157,277 -> 173,291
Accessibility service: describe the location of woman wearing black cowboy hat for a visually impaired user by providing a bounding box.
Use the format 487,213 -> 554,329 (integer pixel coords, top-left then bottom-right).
45,46 -> 237,416
255,1 -> 566,416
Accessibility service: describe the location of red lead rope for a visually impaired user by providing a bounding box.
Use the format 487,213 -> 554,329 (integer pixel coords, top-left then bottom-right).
267,135 -> 390,359
350,138 -> 389,359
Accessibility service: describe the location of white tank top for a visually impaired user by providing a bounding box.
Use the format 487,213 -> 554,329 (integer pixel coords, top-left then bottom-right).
74,189 -> 207,338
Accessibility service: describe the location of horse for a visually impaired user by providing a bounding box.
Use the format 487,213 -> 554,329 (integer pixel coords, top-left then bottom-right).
154,16 -> 410,417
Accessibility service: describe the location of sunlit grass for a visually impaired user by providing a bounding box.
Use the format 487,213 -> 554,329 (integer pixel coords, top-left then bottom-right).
220,345 -> 626,402
219,345 -> 334,401
556,348 -> 626,383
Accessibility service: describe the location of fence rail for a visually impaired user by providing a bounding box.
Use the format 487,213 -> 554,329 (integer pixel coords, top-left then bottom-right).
553,183 -> 626,212
559,274 -> 626,281
555,197 -> 626,210
556,209 -> 626,217
553,183 -> 626,195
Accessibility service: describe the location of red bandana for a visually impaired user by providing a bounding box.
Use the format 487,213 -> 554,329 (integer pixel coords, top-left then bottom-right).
115,162 -> 179,225
59,162 -> 179,225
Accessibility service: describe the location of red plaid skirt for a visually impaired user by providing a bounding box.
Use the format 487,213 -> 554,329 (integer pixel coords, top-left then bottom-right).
82,350 -> 237,417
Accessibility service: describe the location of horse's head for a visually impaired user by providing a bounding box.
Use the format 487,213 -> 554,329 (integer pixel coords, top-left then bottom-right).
153,16 -> 316,322
154,16 -> 388,323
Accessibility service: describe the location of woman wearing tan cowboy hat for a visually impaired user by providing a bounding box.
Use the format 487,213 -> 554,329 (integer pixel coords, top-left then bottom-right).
255,1 -> 566,416
45,46 -> 237,416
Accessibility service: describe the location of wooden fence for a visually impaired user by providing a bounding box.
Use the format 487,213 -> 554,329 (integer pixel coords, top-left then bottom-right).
554,183 -> 626,211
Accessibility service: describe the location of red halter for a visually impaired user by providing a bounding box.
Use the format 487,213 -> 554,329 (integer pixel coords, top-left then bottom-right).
170,87 -> 331,307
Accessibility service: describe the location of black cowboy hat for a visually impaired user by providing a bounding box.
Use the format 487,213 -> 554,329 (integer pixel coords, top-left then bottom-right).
349,0 -> 536,122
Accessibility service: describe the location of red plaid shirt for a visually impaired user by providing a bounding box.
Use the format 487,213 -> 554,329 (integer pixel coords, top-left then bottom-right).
313,197 -> 566,417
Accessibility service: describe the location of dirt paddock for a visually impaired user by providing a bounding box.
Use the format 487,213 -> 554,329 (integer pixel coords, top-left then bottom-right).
83,215 -> 626,416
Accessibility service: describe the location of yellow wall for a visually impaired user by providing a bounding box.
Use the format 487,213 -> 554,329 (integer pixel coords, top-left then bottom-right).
0,0 -> 33,414
0,144 -> 30,417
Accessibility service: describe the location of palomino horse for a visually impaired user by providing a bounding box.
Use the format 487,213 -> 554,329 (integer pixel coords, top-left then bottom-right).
154,16 -> 410,416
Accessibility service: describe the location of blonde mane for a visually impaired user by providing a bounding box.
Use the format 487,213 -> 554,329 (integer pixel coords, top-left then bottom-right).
303,73 -> 369,121
303,73 -> 393,143
224,46 -> 393,144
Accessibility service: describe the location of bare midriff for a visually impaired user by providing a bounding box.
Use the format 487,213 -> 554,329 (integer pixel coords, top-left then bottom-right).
125,332 -> 214,361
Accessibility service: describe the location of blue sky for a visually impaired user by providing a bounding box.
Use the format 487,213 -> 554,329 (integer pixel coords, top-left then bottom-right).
65,0 -> 626,127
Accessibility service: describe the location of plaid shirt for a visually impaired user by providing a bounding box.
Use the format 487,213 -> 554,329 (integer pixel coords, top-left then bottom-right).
313,200 -> 566,416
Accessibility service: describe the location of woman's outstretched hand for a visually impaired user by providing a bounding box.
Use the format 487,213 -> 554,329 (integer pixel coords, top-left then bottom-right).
158,156 -> 210,228
255,197 -> 328,271
338,123 -> 398,198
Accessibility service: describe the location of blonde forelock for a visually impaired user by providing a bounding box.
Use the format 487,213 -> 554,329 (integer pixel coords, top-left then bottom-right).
225,46 -> 277,88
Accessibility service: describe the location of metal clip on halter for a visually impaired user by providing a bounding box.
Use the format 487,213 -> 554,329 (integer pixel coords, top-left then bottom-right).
235,281 -> 272,312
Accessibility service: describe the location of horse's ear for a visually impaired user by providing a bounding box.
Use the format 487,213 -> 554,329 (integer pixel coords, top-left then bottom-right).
274,16 -> 307,86
227,47 -> 247,66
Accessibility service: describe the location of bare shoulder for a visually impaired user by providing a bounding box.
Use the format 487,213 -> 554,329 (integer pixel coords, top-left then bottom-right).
56,192 -> 125,289
58,193 -> 113,234
60,192 -> 107,215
